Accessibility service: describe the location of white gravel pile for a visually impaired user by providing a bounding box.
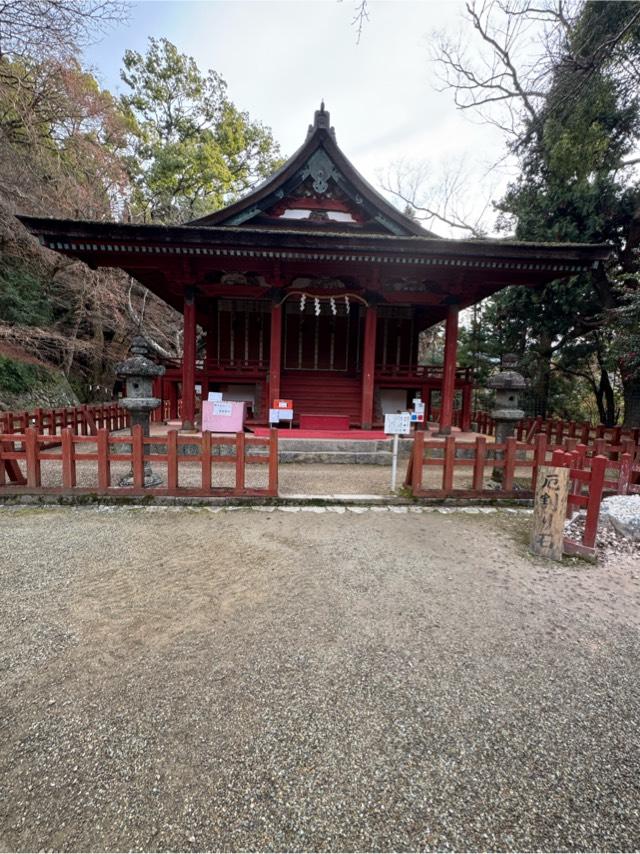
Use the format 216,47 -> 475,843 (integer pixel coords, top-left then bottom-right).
601,494 -> 640,541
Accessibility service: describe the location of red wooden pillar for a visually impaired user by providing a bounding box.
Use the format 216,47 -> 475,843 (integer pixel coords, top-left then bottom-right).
437,305 -> 459,436
168,381 -> 179,421
152,376 -> 162,423
461,382 -> 472,433
182,288 -> 197,430
269,301 -> 282,408
360,304 -> 377,430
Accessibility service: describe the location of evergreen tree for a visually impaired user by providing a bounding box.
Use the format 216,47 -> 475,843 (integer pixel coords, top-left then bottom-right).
120,38 -> 282,223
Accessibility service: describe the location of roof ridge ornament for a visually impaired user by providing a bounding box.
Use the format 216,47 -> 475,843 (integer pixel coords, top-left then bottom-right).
307,101 -> 336,141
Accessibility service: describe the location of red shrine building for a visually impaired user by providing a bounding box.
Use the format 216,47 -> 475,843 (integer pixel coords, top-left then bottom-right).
20,105 -> 609,434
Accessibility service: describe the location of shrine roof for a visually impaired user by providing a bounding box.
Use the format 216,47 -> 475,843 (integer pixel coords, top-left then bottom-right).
186,104 -> 434,237
20,214 -> 611,271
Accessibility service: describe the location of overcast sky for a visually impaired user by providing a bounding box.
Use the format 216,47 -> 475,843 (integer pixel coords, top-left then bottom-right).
85,0 -> 513,235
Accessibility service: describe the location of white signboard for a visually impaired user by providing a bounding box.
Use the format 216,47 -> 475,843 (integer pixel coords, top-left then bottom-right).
269,408 -> 281,423
212,401 -> 233,417
207,391 -> 223,402
384,412 -> 411,435
413,399 -> 425,415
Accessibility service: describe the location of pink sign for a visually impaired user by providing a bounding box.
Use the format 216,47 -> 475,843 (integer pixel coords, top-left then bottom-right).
201,400 -> 245,433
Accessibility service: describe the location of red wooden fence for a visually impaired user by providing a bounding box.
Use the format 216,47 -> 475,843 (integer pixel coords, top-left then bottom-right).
550,449 -> 608,559
404,432 -> 619,557
1,403 -> 128,438
0,425 -> 278,498
520,415 -> 640,447
404,432 -> 549,499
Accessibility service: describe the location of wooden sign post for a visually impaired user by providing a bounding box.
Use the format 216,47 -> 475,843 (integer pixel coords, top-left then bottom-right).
531,465 -> 570,561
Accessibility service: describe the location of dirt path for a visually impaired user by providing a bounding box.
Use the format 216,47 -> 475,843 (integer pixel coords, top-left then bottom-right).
1,506 -> 639,851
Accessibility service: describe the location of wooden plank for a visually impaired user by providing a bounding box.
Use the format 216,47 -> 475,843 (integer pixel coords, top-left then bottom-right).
132,424 -> 145,488
167,430 -> 178,491
583,455 -> 607,549
235,431 -> 246,493
61,428 -> 76,488
531,433 -> 547,493
472,436 -> 486,491
97,429 -> 110,489
201,430 -> 212,492
25,428 -> 41,488
1,440 -> 27,485
531,465 -> 570,561
411,431 -> 424,495
85,408 -> 97,436
268,428 -> 279,496
442,435 -> 455,492
503,437 -> 516,491
618,452 -> 633,495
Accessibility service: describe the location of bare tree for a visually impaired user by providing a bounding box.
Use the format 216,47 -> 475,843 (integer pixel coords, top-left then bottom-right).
382,157 -> 495,238
432,0 -> 640,149
0,0 -> 128,61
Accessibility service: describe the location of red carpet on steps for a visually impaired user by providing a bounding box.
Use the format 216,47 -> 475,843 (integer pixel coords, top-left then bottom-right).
250,427 -> 388,440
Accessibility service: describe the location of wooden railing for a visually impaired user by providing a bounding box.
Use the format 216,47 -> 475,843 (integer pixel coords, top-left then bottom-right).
550,449 -> 608,558
520,415 -> 640,446
404,430 -> 637,557
1,403 -> 128,438
0,424 -> 278,498
375,364 -> 472,381
405,433 -> 548,499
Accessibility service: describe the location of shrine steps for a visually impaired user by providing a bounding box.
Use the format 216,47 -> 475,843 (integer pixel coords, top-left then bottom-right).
279,372 -> 362,425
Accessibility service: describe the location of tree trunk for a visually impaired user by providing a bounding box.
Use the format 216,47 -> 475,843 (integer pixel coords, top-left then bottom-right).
531,340 -> 552,417
596,368 -> 616,427
622,372 -> 640,428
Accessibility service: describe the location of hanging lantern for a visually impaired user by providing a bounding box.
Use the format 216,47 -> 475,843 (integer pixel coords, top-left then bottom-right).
344,294 -> 350,314
314,297 -> 321,316
330,296 -> 337,315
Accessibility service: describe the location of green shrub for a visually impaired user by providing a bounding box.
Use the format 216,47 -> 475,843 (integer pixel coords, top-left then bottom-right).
0,259 -> 52,326
0,355 -> 51,395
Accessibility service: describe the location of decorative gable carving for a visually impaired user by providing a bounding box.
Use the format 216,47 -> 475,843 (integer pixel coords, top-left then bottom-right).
188,104 -> 433,238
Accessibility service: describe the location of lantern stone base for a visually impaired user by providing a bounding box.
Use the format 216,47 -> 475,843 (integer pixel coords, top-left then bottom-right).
118,463 -> 163,488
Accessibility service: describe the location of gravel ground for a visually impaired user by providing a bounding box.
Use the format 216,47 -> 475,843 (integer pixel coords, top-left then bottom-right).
19,454 -> 532,496
2,506 -> 640,852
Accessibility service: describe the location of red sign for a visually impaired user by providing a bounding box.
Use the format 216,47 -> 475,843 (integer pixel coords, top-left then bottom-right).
273,399 -> 293,410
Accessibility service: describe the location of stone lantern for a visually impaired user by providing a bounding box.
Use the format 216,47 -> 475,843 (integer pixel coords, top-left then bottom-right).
487,354 -> 526,482
116,335 -> 165,487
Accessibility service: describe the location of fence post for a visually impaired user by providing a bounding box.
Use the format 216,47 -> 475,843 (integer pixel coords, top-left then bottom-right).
442,435 -> 455,493
235,432 -> 246,494
167,430 -> 178,491
61,428 -> 76,489
618,452 -> 632,496
201,431 -> 212,492
583,455 -> 607,549
132,423 -> 145,488
503,437 -> 517,491
97,428 -> 110,490
472,435 -> 487,491
411,431 -> 424,494
268,428 -> 279,496
532,433 -> 548,494
25,427 -> 41,488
